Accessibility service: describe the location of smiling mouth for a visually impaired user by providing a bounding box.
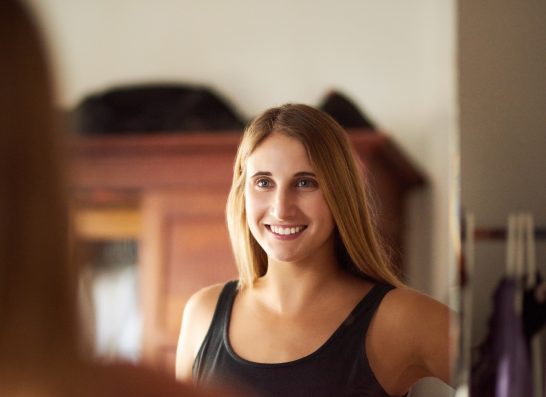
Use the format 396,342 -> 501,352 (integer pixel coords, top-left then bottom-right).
266,225 -> 307,236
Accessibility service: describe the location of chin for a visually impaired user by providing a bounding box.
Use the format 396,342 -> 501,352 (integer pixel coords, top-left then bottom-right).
266,250 -> 306,264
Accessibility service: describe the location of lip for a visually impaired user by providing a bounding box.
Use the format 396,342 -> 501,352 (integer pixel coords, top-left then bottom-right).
265,224 -> 307,240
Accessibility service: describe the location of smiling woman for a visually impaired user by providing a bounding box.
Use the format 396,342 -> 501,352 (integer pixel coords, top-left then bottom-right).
244,133 -> 336,266
176,104 -> 454,397
226,105 -> 403,289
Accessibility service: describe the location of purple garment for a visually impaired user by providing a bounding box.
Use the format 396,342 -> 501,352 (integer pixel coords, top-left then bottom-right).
522,275 -> 546,340
471,278 -> 533,397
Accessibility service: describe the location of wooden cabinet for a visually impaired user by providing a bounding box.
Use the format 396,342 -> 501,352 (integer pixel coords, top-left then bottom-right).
139,189 -> 236,370
70,131 -> 424,372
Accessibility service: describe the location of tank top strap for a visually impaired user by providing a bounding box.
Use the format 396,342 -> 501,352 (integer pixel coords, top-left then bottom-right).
343,282 -> 395,336
192,280 -> 238,378
215,279 -> 239,330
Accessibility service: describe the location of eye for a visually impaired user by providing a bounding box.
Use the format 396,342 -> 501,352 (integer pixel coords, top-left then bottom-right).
255,178 -> 273,189
296,178 -> 318,188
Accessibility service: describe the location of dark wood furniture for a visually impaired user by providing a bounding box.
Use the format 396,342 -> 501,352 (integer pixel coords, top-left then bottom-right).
70,131 -> 425,373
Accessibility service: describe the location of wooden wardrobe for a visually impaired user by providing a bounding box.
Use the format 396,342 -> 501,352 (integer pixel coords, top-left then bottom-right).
70,130 -> 424,373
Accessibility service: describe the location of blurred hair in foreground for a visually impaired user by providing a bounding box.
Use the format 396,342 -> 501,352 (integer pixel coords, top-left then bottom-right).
0,1 -> 233,396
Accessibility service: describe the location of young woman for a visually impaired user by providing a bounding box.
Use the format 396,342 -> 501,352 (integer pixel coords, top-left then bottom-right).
176,106 -> 453,397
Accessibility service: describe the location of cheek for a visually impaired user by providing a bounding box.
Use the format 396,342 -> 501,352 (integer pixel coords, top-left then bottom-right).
323,208 -> 336,231
244,188 -> 263,225
313,197 -> 336,231
244,193 -> 268,244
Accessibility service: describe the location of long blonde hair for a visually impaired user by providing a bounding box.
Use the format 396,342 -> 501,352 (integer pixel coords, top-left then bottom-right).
226,104 -> 403,288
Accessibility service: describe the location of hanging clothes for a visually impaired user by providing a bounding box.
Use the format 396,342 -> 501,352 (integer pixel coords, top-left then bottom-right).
523,273 -> 546,341
470,277 -> 533,397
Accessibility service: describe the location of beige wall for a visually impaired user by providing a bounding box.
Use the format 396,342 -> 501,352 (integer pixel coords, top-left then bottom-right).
28,0 -> 457,296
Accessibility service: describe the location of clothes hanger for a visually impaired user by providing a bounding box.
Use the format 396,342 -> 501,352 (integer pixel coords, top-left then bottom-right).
524,214 -> 544,397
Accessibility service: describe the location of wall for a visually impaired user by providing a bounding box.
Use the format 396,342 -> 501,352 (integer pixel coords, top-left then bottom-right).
26,1 -> 457,395
458,0 -> 546,388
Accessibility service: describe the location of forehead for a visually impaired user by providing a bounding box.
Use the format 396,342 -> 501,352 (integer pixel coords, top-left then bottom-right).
246,133 -> 314,175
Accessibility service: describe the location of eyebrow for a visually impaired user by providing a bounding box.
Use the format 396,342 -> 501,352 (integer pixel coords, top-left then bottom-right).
294,172 -> 317,177
249,171 -> 316,178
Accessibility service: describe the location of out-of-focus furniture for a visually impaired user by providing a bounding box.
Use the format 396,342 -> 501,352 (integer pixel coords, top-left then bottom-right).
70,131 -> 425,372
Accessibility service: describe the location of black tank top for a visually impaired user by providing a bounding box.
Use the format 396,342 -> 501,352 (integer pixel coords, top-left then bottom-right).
193,280 -> 396,397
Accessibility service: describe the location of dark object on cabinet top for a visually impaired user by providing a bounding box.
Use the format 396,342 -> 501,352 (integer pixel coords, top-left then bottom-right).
71,84 -> 245,134
319,90 -> 376,130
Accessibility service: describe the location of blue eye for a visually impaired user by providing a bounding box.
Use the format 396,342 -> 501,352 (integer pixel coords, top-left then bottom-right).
256,178 -> 272,188
296,178 -> 317,188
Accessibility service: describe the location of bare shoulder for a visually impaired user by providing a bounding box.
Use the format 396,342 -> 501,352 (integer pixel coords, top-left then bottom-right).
381,287 -> 450,322
184,283 -> 226,320
175,282 -> 227,380
181,282 -> 227,338
369,287 -> 451,355
367,287 -> 453,395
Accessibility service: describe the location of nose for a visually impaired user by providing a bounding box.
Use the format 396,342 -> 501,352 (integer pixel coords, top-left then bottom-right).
270,186 -> 295,221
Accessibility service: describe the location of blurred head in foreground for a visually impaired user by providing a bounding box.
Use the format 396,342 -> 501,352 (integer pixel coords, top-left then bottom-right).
0,2 -> 226,396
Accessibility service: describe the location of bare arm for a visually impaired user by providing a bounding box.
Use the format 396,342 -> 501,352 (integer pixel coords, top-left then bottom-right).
175,284 -> 224,381
366,288 -> 455,395
410,292 -> 454,384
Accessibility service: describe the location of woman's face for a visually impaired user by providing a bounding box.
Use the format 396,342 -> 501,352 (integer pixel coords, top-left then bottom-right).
244,132 -> 335,265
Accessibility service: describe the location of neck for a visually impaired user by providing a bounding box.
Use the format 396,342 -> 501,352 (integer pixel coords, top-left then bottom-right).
255,250 -> 347,315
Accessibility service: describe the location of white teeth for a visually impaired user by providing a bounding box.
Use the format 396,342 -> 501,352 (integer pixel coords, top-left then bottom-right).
270,225 -> 305,235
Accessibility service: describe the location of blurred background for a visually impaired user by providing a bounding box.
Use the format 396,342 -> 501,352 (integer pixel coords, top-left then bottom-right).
21,1 -> 546,396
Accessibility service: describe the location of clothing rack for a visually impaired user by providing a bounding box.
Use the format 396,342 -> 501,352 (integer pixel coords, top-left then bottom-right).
462,227 -> 546,241
458,214 -> 545,397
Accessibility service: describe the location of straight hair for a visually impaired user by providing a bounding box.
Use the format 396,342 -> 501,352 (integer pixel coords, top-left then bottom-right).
226,104 -> 404,289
